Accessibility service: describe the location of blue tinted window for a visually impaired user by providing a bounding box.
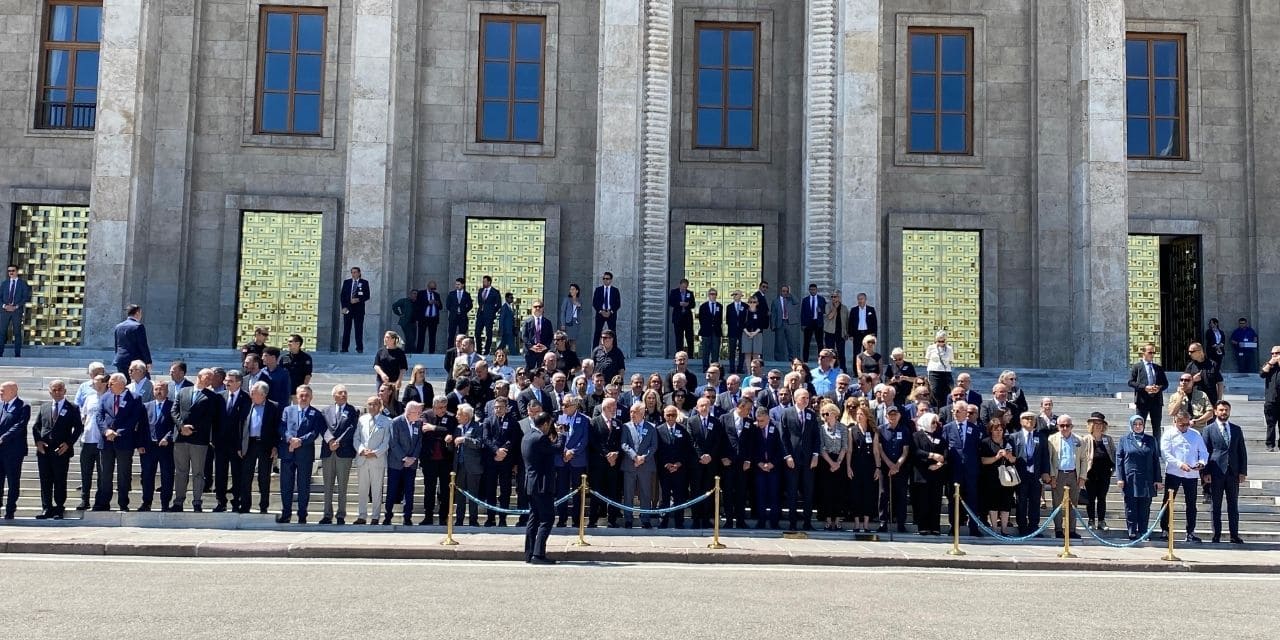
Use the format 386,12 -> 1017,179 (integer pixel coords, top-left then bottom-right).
694,24 -> 758,149
1152,41 -> 1178,77
266,13 -> 292,50
910,74 -> 934,110
76,5 -> 101,42
39,5 -> 104,130
293,94 -> 320,134
1153,79 -> 1177,116
256,9 -> 327,135
940,35 -> 966,73
46,50 -> 68,86
261,93 -> 288,132
909,34 -> 934,72
297,14 -> 324,52
478,17 -> 545,143
940,75 -> 965,112
295,54 -> 322,92
74,51 -> 97,88
940,115 -> 966,152
1125,35 -> 1185,159
909,114 -> 935,152
1127,117 -> 1150,156
1126,79 -> 1149,116
1154,118 -> 1177,157
49,5 -> 73,41
1125,40 -> 1148,77
263,53 -> 290,91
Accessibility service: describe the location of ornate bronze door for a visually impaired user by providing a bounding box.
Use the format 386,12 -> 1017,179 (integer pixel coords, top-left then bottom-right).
682,224 -> 763,358
9,204 -> 89,346
235,212 -> 322,348
901,230 -> 981,367
464,218 -> 545,317
1127,235 -> 1162,360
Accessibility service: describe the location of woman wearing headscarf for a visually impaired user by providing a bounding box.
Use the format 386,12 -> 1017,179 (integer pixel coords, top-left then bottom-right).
1115,414 -> 1163,541
911,410 -> 947,535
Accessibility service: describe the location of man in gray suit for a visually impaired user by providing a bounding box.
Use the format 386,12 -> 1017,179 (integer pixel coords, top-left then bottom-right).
384,401 -> 423,526
771,284 -> 801,362
620,402 -> 657,528
453,403 -> 487,526
0,265 -> 31,357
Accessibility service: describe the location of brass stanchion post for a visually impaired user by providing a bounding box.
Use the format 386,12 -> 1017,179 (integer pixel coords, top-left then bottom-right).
1161,488 -> 1181,562
1057,487 -> 1077,558
707,476 -> 726,549
946,483 -> 966,556
574,473 -> 591,546
441,471 -> 459,546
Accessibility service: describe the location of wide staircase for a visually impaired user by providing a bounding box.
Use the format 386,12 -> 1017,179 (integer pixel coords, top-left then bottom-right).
1,348 -> 1274,542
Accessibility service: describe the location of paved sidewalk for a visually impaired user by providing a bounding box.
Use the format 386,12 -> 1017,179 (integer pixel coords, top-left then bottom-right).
1,525 -> 1277,573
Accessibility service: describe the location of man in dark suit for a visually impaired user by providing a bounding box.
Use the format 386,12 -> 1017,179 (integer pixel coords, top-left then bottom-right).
1128,342 -> 1169,439
94,374 -> 144,511
319,385 -> 359,524
654,405 -> 695,529
718,397 -> 753,528
482,396 -> 523,526
1265,345 -> 1280,452
684,396 -> 720,529
1010,411 -> 1048,535
339,266 -> 371,353
112,304 -> 152,374
553,396 -> 590,527
239,382 -> 281,514
33,379 -> 81,519
943,401 -> 985,536
522,413 -> 564,564
0,265 -> 31,357
384,401 -> 424,526
415,281 -> 443,354
591,271 -> 620,348
725,291 -> 748,375
800,284 -> 825,363
277,385 -> 325,524
445,277 -> 473,342
1203,401 -> 1248,543
214,371 -> 251,512
588,397 -> 623,527
474,275 -> 501,355
138,381 -> 175,512
521,300 -> 555,371
780,389 -> 821,531
697,289 -> 724,372
847,292 -> 878,353
419,397 -> 457,525
668,278 -> 695,356
0,381 -> 31,519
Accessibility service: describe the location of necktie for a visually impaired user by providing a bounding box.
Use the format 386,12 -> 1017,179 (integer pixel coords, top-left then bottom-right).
1222,423 -> 1229,447
1146,362 -> 1155,386
604,287 -> 610,310
710,302 -> 716,316
113,395 -> 120,414
781,298 -> 787,321
7,280 -> 13,304
811,296 -> 818,319
457,291 -> 462,304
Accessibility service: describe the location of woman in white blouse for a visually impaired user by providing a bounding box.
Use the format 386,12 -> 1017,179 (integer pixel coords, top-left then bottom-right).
924,330 -> 955,409
352,396 -> 391,525
491,348 -> 517,382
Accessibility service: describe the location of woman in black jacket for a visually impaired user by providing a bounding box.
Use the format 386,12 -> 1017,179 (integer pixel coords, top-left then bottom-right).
911,411 -> 948,535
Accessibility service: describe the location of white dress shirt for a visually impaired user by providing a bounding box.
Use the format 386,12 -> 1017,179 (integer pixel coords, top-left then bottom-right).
1161,427 -> 1208,479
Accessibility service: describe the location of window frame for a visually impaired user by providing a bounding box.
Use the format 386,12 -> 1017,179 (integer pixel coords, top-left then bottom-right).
691,21 -> 761,151
253,5 -> 328,136
905,26 -> 973,156
35,0 -> 101,131
1124,32 -> 1188,161
475,14 -> 547,144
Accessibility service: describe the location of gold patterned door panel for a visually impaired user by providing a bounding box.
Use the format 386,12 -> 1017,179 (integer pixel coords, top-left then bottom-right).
464,218 -> 545,319
236,212 -> 322,348
683,224 -> 763,358
1127,235 -> 1161,360
9,204 -> 89,346
901,230 -> 981,368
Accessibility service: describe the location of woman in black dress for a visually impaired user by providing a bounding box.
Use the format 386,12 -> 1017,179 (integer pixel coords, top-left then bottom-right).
844,402 -> 881,533
816,399 -> 849,530
978,415 -> 1016,534
854,334 -> 883,379
374,331 -> 409,388
378,382 -> 403,418
911,411 -> 948,535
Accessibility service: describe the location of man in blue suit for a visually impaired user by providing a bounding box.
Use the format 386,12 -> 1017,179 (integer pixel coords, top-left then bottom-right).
668,278 -> 695,356
1010,411 -> 1048,535
33,379 -> 81,519
340,266 -> 371,353
554,395 -> 590,527
95,373 -> 144,511
725,291 -> 748,375
523,412 -> 564,564
112,304 -> 152,374
474,275 -> 501,355
276,385 -> 325,524
943,401 -> 985,536
799,284 -> 826,364
0,266 -> 31,357
697,289 -> 724,372
0,381 -> 31,519
1203,400 -> 1248,543
384,401 -> 423,526
445,277 -> 473,342
138,381 -> 176,512
591,271 -> 620,348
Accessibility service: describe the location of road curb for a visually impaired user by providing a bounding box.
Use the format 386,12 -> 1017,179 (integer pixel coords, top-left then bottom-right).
2,539 -> 1276,573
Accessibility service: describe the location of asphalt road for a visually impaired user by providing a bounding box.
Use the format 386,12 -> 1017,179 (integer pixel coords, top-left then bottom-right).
3,556 -> 1275,639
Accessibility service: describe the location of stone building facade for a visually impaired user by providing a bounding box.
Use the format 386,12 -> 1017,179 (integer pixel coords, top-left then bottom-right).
0,0 -> 1276,372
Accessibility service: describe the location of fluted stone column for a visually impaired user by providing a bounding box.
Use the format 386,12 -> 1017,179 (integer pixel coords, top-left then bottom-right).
1067,0 -> 1129,370
805,0 -> 880,300
84,0 -> 162,347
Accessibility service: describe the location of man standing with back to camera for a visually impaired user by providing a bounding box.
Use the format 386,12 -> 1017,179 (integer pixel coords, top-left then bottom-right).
523,413 -> 563,564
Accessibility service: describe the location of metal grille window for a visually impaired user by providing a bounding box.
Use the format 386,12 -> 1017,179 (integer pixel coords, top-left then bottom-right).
255,6 -> 326,135
36,0 -> 101,130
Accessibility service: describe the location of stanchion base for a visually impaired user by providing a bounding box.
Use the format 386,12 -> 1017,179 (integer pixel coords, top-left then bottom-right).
1056,551 -> 1078,558
851,532 -> 879,542
707,542 -> 727,549
440,538 -> 459,546
945,549 -> 967,556
782,531 -> 808,540
1161,554 -> 1181,562
573,541 -> 592,547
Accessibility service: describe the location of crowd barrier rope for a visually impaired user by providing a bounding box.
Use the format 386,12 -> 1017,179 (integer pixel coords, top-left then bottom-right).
1071,502 -> 1169,549
959,500 -> 1063,543
587,489 -> 714,516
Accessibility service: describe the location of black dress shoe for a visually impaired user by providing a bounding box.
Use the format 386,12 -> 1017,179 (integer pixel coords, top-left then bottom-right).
382,516 -> 392,526
529,556 -> 558,565
555,519 -> 567,528
317,517 -> 333,525
1230,537 -> 1245,544
192,505 -> 203,513
419,518 -> 432,526
1211,535 -> 1222,543
587,521 -> 598,528
469,519 -> 480,527
641,522 -> 652,529
483,519 -> 495,527
1184,534 -> 1203,544
2,513 -> 14,520
91,505 -> 109,512
804,523 -> 816,532
876,524 -> 889,533
336,518 -> 345,525
259,507 -> 268,515
75,502 -> 89,511
52,511 -> 64,520
297,516 -> 307,525
35,511 -> 50,520
276,514 -> 292,524
1069,532 -> 1081,540
212,504 -> 227,513
353,518 -> 367,525
137,505 -> 151,513
119,506 -> 130,513
1055,531 -> 1064,539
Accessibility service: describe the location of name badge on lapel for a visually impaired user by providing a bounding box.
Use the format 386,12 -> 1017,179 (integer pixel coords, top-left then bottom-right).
966,427 -> 973,435
895,432 -> 903,441
674,430 -> 683,438
58,409 -> 67,417
864,433 -> 873,444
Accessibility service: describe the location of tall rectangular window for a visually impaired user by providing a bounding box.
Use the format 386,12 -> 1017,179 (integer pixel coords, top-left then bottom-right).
255,6 -> 326,135
693,22 -> 758,149
37,1 -> 101,130
477,15 -> 545,143
1125,34 -> 1186,159
907,27 -> 972,154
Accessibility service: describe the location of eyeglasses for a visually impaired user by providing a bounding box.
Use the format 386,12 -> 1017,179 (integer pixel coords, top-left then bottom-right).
555,338 -> 565,341
1179,377 -> 1192,382
603,276 -> 613,281
533,305 -> 543,309
1060,424 -> 1073,429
